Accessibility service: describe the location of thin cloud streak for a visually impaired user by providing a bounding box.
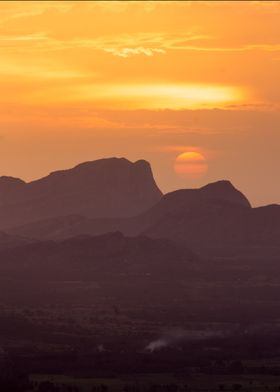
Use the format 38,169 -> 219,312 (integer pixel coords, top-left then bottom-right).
104,47 -> 166,58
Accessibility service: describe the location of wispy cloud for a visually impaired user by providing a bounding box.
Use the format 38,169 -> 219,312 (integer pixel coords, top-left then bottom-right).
104,46 -> 166,58
171,43 -> 280,52
0,29 -> 213,54
2,29 -> 280,57
0,1 -> 72,24
0,32 -> 48,42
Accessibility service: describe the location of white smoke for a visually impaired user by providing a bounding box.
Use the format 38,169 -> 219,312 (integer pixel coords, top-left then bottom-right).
145,328 -> 188,353
145,327 -> 223,353
146,339 -> 168,352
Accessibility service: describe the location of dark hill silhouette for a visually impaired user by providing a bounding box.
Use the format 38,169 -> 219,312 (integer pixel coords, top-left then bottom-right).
141,180 -> 251,221
0,158 -> 162,229
197,180 -> 250,207
140,184 -> 280,255
9,179 -> 280,257
3,157 -> 280,257
8,180 -> 250,240
0,231 -> 33,251
0,232 -> 195,281
0,176 -> 25,205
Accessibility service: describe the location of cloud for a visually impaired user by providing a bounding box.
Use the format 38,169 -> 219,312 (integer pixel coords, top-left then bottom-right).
168,43 -> 280,52
2,29 -> 280,57
96,107 -> 280,136
0,1 -> 72,24
0,32 -> 48,42
104,46 -> 166,58
100,33 -> 213,57
1,1 -> 280,57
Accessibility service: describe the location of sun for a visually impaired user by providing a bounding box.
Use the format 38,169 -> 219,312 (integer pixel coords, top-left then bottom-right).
174,151 -> 208,179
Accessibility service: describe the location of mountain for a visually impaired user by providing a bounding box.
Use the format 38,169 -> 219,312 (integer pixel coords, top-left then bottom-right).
142,184 -> 280,256
140,182 -> 280,255
10,179 -> 280,257
9,180 -> 250,239
141,180 -> 251,221
195,180 -> 251,208
6,180 -> 251,251
0,158 -> 162,229
0,232 -> 195,281
0,176 -> 25,206
141,180 -> 252,251
0,231 -> 34,251
4,158 -> 280,257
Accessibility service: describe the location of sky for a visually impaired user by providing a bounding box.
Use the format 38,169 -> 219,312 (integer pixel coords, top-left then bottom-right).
0,1 -> 280,206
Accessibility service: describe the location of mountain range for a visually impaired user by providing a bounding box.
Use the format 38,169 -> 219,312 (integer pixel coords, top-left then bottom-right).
1,156 -> 280,373
1,157 -> 280,257
0,232 -> 195,281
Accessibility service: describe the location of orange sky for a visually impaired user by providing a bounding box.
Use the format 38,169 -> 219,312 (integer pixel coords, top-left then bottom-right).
1,1 -> 280,206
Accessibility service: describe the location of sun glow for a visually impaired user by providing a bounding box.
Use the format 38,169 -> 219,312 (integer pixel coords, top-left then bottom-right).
174,151 -> 208,178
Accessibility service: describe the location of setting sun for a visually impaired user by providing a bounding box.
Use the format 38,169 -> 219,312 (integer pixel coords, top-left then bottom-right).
174,152 -> 208,178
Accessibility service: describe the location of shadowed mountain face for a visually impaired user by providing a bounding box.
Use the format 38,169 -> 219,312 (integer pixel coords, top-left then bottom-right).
0,232 -> 195,281
0,231 -> 33,251
9,179 -> 280,257
0,176 -> 25,205
8,180 -> 249,239
3,159 -> 280,256
141,186 -> 280,256
0,158 -> 162,229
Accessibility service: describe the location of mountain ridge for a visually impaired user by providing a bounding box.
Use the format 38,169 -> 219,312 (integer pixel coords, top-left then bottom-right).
0,157 -> 162,229
2,157 -> 280,257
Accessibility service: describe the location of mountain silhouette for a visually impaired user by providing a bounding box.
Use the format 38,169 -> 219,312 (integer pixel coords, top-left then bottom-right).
5,180 -> 249,250
0,158 -> 162,229
0,176 -> 25,205
0,231 -> 33,251
10,178 -> 280,257
138,183 -> 280,255
197,180 -> 251,208
9,180 -> 251,238
4,158 -> 280,256
0,232 -> 195,281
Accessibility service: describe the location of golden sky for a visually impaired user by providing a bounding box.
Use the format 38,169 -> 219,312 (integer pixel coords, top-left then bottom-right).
1,1 -> 280,206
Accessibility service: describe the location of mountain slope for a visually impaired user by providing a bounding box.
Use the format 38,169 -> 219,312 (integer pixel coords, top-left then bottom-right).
10,179 -> 280,257
0,158 -> 162,229
0,231 -> 34,250
0,176 -> 26,206
143,186 -> 280,256
0,232 -> 195,281
9,180 -> 251,239
6,170 -> 280,257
